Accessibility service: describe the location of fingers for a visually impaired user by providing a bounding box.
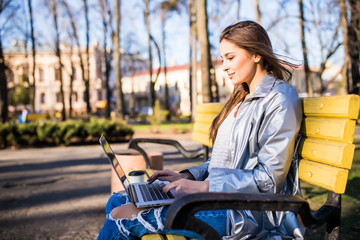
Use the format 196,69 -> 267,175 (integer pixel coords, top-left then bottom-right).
162,181 -> 176,193
147,169 -> 176,184
162,179 -> 186,193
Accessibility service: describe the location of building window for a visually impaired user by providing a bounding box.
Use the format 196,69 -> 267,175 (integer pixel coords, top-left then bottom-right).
56,92 -> 61,103
6,69 -> 14,83
23,65 -> 29,76
55,68 -> 60,81
41,92 -> 46,104
72,67 -> 77,80
39,68 -> 44,82
73,92 -> 78,102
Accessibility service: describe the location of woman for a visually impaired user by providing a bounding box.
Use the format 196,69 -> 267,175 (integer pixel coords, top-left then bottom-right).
98,20 -> 304,239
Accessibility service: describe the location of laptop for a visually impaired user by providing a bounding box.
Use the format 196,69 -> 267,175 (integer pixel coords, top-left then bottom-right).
99,134 -> 176,208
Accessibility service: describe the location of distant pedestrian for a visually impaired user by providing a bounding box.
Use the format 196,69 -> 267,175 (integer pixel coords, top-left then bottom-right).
19,108 -> 29,123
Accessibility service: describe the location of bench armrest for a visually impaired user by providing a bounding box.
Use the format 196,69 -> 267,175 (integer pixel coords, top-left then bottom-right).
128,138 -> 205,168
165,192 -> 340,240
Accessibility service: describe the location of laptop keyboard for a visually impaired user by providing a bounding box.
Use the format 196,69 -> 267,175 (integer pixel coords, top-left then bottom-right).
139,182 -> 174,202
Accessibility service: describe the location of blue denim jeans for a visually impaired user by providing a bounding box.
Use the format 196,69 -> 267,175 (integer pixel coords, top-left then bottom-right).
97,192 -> 227,240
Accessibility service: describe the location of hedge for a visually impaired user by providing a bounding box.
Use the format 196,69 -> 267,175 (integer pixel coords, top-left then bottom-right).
0,118 -> 134,149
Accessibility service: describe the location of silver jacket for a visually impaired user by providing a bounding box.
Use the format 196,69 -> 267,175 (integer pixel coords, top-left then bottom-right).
187,74 -> 305,239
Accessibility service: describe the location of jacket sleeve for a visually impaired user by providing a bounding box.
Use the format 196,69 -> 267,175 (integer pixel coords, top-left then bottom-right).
182,159 -> 210,181
208,87 -> 302,193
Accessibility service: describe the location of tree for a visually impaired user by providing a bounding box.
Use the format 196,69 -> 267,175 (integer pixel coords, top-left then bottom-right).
189,0 -> 197,120
62,0 -> 87,117
65,35 -> 75,118
339,0 -> 360,94
298,0 -> 313,97
50,0 -> 66,121
144,0 -> 156,107
10,82 -> 30,109
83,0 -> 91,114
114,0 -> 125,118
197,0 -> 218,103
254,0 -> 261,24
0,0 -> 17,123
158,0 -> 185,120
27,0 -> 36,113
98,0 -> 113,119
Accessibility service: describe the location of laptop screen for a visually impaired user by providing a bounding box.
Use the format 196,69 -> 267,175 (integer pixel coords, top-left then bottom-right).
99,134 -> 129,189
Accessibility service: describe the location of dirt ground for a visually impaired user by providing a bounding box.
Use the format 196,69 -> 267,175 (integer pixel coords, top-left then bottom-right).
0,131 -> 200,240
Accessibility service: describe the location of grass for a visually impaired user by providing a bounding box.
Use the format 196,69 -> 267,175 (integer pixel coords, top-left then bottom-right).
130,122 -> 194,132
303,147 -> 360,239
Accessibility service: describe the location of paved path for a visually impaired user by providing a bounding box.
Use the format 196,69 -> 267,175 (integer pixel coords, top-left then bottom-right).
1,127 -> 359,240
0,131 -> 201,240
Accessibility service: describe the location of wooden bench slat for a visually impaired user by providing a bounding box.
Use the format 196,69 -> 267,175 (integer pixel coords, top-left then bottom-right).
26,113 -> 48,121
299,159 -> 349,194
196,103 -> 225,114
302,94 -> 360,119
194,113 -> 219,124
141,234 -> 165,240
141,234 -> 190,240
165,235 -> 188,240
301,118 -> 356,143
193,122 -> 212,135
299,138 -> 355,169
192,131 -> 212,147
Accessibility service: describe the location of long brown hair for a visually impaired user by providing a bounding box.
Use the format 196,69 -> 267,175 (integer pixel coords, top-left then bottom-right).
209,21 -> 297,144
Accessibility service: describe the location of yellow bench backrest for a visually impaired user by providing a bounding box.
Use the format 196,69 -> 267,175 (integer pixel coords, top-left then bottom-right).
299,94 -> 360,194
26,113 -> 48,121
191,95 -> 360,194
141,95 -> 359,240
192,103 -> 225,147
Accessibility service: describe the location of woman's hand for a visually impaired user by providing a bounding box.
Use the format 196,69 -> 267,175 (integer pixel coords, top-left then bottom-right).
163,179 -> 209,194
147,169 -> 194,184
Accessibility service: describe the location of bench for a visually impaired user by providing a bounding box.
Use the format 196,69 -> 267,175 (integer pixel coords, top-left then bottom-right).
129,103 -> 224,168
129,94 -> 360,240
25,113 -> 48,122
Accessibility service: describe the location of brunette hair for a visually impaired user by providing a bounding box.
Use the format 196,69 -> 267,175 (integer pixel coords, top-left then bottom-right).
209,20 -> 297,144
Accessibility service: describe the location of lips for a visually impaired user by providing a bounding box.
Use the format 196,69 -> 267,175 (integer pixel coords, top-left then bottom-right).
227,73 -> 235,79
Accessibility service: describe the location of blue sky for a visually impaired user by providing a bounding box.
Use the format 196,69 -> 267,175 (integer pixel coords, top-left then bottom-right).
3,0 -> 344,70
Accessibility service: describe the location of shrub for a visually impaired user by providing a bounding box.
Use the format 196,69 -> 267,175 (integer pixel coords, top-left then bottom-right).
0,118 -> 133,149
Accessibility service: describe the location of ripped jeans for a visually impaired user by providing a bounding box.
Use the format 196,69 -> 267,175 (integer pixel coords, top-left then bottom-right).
97,192 -> 227,240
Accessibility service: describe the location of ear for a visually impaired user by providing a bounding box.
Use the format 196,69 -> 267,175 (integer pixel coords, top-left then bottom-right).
254,55 -> 261,63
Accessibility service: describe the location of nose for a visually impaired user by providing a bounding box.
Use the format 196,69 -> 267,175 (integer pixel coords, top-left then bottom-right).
222,60 -> 229,71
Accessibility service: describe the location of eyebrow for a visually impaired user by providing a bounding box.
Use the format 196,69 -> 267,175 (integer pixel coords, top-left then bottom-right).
221,52 -> 235,58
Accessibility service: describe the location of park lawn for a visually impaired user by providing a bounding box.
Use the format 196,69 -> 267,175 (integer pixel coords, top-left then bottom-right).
131,122 -> 194,132
303,147 -> 360,239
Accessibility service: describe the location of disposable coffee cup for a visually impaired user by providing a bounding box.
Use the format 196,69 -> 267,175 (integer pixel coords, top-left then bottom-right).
129,170 -> 146,183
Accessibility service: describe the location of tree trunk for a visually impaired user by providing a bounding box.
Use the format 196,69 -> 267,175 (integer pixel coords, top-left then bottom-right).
144,0 -> 155,107
99,0 -> 112,119
68,47 -> 74,119
237,0 -> 241,21
83,0 -> 91,114
114,0 -> 125,118
348,0 -> 360,94
0,38 -> 8,123
189,0 -> 197,121
52,0 -> 66,121
161,14 -> 170,121
63,0 -> 87,117
197,0 -> 212,103
298,0 -> 313,97
254,0 -> 261,24
28,0 -> 36,112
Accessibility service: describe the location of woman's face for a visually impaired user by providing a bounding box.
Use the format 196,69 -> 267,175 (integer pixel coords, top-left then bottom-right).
220,39 -> 259,86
